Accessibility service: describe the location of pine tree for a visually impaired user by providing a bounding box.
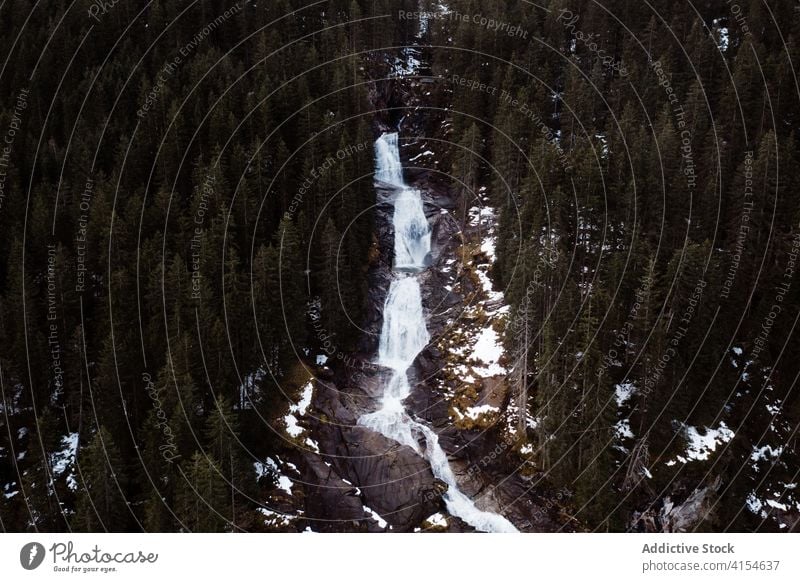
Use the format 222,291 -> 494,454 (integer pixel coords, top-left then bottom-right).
319,218 -> 347,343
204,395 -> 251,527
174,452 -> 230,532
273,216 -> 308,365
73,426 -> 131,532
451,123 -> 482,220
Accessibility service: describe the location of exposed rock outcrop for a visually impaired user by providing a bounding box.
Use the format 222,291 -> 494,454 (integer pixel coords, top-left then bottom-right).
632,477 -> 722,532
291,60 -> 577,533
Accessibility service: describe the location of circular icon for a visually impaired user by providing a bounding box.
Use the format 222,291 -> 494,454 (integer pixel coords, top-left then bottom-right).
20,542 -> 46,570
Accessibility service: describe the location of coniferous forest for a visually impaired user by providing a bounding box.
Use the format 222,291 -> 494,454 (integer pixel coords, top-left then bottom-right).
1,0 -> 799,539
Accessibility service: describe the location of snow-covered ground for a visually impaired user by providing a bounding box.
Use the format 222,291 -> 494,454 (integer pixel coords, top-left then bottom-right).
435,193 -> 514,430
663,422 -> 735,465
452,403 -> 501,422
282,379 -> 321,453
49,432 -> 79,491
284,380 -> 313,438
255,456 -> 296,495
423,511 -> 448,529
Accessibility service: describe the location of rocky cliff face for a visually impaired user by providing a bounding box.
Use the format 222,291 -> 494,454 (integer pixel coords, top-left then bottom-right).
258,67 -> 577,533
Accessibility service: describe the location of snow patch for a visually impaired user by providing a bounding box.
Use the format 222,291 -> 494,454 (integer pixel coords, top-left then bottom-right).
751,444 -> 783,462
470,327 -> 506,378
745,492 -> 764,515
680,422 -> 734,462
284,380 -> 313,438
615,419 -> 634,439
424,512 -> 448,528
615,382 -> 635,406
409,150 -> 434,162
49,432 -> 79,491
363,505 -> 388,528
480,237 -> 496,261
255,457 -> 294,495
463,404 -> 500,421
258,507 -> 295,527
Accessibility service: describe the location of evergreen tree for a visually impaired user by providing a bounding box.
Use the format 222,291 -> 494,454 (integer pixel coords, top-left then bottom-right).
73,427 -> 131,532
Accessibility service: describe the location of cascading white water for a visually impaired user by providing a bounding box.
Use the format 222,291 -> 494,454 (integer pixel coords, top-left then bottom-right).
374,132 -> 431,270
374,132 -> 404,186
358,132 -> 517,533
393,188 -> 431,271
377,277 -> 430,369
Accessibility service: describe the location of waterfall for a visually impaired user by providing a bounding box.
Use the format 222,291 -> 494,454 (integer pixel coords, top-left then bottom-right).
392,188 -> 431,271
374,132 -> 404,186
358,132 -> 518,533
377,277 -> 430,370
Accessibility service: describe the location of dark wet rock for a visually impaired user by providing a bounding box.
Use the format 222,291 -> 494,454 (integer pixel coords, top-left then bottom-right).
411,348 -> 439,382
403,369 -> 449,425
477,474 -> 578,532
331,355 -> 387,397
375,183 -> 399,209
300,450 -> 383,532
437,514 -> 476,533
306,379 -> 444,531
315,365 -> 335,381
344,431 -> 445,530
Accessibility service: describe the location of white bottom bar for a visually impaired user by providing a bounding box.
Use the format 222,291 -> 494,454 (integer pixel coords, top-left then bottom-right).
1,533 -> 797,580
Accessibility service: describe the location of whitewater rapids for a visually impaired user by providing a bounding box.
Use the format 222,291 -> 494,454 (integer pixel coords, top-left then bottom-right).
358,132 -> 517,533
